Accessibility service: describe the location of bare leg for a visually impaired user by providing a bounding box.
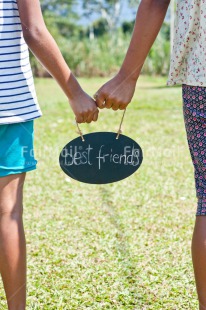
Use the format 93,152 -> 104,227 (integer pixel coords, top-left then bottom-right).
192,216 -> 206,310
0,173 -> 27,310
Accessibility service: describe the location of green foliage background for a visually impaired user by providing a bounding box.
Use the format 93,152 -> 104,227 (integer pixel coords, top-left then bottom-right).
31,2 -> 171,77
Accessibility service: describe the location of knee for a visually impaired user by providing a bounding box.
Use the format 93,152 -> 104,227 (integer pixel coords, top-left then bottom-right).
0,173 -> 25,219
0,201 -> 23,218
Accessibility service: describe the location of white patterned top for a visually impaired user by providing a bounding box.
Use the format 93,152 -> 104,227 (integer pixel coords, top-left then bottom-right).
167,0 -> 206,87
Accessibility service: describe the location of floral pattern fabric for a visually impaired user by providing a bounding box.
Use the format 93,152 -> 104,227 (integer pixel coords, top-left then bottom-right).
167,0 -> 206,87
182,84 -> 206,215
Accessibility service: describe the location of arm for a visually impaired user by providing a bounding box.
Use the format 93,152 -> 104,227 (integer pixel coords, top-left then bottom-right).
17,0 -> 99,123
94,0 -> 171,110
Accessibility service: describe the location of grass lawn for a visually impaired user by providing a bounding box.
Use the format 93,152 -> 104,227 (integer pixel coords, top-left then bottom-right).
0,75 -> 198,309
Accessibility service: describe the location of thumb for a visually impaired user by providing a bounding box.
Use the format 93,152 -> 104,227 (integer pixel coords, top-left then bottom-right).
94,90 -> 106,109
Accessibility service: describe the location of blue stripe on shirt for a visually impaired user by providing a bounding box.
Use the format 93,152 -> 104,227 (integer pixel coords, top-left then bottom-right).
0,8 -> 18,11
0,104 -> 36,112
0,109 -> 40,118
0,37 -> 21,41
0,30 -> 21,33
0,97 -> 35,105
0,1 -> 17,3
0,55 -> 29,63
0,49 -> 27,56
0,43 -> 25,48
0,91 -> 31,98
0,75 -> 32,84
0,68 -> 31,77
0,83 -> 33,92
0,63 -> 30,70
0,16 -> 20,19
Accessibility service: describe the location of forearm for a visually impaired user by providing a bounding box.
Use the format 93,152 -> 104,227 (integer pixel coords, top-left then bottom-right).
17,0 -> 98,124
24,28 -> 81,100
119,0 -> 171,80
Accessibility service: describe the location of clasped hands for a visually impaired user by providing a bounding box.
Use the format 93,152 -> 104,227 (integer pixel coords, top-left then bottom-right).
71,72 -> 137,124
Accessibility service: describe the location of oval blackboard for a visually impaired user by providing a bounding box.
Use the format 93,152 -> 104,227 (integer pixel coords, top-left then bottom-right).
59,132 -> 143,184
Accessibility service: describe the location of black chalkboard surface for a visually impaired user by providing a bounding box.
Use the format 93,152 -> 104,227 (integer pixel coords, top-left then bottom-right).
59,132 -> 143,184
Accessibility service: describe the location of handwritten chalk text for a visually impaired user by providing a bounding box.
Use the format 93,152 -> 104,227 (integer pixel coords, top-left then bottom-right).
61,144 -> 140,169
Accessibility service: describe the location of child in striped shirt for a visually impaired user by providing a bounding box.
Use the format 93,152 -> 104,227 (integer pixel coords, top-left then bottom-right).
0,0 -> 98,309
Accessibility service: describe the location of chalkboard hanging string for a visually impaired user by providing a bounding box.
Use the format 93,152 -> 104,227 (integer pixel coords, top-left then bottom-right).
116,109 -> 126,140
75,120 -> 85,142
75,109 -> 126,141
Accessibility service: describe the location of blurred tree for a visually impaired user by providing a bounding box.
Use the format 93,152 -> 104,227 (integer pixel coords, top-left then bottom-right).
82,0 -> 124,34
92,18 -> 108,37
40,0 -> 81,38
54,17 -> 84,38
161,22 -> 170,41
40,0 -> 74,15
127,0 -> 174,53
122,19 -> 170,40
128,0 -> 140,6
122,20 -> 135,34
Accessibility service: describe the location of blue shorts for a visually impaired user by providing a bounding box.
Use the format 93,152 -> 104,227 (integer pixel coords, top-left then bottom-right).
0,120 -> 37,177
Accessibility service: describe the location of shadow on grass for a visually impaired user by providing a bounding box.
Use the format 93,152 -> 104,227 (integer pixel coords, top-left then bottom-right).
97,185 -> 141,304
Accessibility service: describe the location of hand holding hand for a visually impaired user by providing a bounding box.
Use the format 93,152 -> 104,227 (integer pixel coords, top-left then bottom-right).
94,72 -> 137,111
69,88 -> 99,124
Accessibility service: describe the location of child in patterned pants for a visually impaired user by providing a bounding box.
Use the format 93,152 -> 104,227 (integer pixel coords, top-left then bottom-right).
93,1 -> 206,308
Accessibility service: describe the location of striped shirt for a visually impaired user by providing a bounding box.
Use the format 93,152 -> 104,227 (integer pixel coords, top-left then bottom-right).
0,0 -> 42,124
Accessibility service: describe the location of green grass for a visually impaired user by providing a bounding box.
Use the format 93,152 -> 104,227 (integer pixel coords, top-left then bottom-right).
0,76 -> 198,309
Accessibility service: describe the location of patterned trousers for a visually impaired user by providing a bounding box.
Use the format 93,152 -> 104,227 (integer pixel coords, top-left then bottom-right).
182,84 -> 206,215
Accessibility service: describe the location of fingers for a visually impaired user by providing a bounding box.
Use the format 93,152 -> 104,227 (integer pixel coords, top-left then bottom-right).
104,98 -> 113,109
92,110 -> 99,122
93,92 -> 106,109
94,92 -> 129,111
119,103 -> 126,110
86,109 -> 99,123
76,108 -> 99,124
104,99 -> 128,111
110,101 -> 120,111
75,115 -> 84,124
